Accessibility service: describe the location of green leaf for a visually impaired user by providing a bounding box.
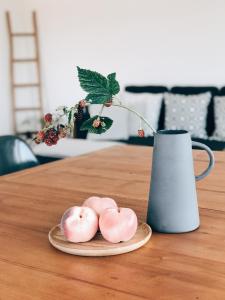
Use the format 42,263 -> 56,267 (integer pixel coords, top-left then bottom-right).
80,115 -> 113,134
107,73 -> 120,95
77,67 -> 120,104
85,93 -> 111,104
77,67 -> 109,95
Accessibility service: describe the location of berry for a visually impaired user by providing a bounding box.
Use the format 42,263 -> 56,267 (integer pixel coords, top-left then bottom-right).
92,119 -> 101,128
48,129 -> 57,139
57,124 -> 67,138
52,136 -> 59,144
104,99 -> 113,107
44,113 -> 52,123
34,138 -> 41,144
44,138 -> 53,146
138,129 -> 145,137
79,100 -> 87,108
36,130 -> 45,141
44,128 -> 59,146
59,131 -> 67,138
59,129 -> 67,138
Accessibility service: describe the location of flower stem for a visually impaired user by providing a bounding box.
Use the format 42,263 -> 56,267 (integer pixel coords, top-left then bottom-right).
112,102 -> 156,133
98,104 -> 104,117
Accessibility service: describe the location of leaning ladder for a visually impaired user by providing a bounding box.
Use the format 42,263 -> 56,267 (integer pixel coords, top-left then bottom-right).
6,11 -> 43,135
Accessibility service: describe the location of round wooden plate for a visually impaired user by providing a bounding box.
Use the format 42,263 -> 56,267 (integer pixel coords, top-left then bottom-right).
48,223 -> 152,256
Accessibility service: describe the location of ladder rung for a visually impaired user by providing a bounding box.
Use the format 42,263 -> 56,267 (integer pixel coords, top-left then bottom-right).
15,107 -> 41,112
13,83 -> 40,88
13,58 -> 37,63
12,32 -> 35,37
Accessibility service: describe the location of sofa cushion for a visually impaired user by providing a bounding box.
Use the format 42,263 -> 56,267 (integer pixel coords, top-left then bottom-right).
210,96 -> 225,141
125,85 -> 168,94
164,92 -> 211,139
33,138 -> 122,159
125,85 -> 168,131
170,86 -> 219,136
219,87 -> 225,95
170,86 -> 218,95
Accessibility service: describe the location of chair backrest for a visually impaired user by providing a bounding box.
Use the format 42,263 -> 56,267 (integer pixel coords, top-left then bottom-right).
0,135 -> 39,176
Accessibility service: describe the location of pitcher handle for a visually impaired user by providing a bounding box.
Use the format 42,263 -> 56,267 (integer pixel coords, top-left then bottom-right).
192,141 -> 215,181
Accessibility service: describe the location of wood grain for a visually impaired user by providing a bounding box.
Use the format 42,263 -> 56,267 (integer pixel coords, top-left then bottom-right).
0,145 -> 225,299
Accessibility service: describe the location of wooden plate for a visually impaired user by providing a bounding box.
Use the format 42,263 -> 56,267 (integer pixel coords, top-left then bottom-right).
48,223 -> 152,256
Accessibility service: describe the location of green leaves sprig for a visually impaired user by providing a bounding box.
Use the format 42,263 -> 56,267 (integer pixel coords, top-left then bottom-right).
77,67 -> 120,134
34,67 -> 156,146
77,67 -> 120,104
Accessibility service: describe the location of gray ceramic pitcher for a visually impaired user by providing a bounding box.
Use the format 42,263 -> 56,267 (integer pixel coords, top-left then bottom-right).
147,130 -> 215,233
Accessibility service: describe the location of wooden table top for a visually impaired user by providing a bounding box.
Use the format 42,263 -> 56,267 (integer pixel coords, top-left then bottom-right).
0,145 -> 225,300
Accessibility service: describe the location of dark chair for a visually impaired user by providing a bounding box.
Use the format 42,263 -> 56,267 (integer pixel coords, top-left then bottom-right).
0,135 -> 39,176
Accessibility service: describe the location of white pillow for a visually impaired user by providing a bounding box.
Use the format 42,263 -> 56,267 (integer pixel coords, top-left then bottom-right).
211,96 -> 225,141
164,92 -> 211,139
123,92 -> 163,136
87,104 -> 129,140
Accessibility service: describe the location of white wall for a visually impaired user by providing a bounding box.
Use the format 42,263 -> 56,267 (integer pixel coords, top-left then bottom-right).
1,0 -> 225,134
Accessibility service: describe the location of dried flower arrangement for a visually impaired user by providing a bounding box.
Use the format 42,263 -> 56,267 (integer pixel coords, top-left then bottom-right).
34,67 -> 156,146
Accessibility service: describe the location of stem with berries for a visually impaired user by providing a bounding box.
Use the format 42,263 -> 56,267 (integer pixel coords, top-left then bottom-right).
112,99 -> 156,134
34,100 -> 85,145
34,67 -> 158,146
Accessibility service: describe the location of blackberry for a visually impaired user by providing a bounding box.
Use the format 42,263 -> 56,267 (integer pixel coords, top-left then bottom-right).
44,128 -> 59,146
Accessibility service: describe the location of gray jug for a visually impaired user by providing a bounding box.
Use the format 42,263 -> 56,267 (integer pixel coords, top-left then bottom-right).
147,130 -> 215,233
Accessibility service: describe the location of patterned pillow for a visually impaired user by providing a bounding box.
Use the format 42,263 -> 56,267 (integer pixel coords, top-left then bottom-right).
164,92 -> 211,138
211,96 -> 225,141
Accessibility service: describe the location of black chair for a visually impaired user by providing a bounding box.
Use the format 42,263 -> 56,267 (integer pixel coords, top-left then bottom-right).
0,135 -> 39,176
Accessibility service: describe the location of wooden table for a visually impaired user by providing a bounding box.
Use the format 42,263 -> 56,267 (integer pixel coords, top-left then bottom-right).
0,145 -> 225,300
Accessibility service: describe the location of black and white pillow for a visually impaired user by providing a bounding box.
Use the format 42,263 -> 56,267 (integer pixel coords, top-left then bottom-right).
164,92 -> 211,138
211,96 -> 225,141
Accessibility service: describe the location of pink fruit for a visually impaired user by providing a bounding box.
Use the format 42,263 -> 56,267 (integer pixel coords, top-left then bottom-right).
99,207 -> 138,243
60,206 -> 98,243
82,196 -> 118,216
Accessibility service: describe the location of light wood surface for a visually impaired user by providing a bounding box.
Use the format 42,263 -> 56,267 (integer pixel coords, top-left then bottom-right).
49,223 -> 152,257
0,145 -> 225,299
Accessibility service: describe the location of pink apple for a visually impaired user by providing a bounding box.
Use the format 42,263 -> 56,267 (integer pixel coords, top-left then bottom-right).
82,196 -> 117,216
60,206 -> 98,243
99,207 -> 138,243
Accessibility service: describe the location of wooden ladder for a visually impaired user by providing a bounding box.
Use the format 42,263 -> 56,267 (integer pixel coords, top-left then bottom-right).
6,11 -> 43,135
